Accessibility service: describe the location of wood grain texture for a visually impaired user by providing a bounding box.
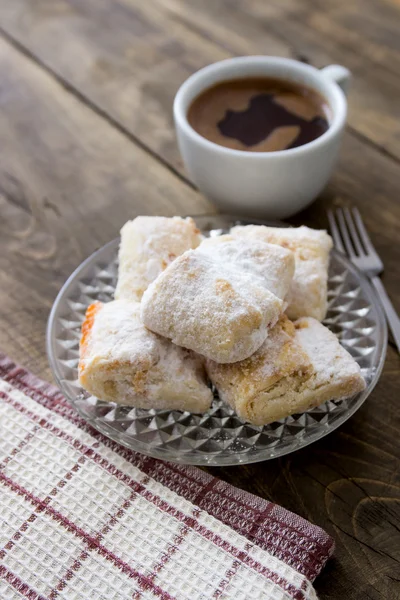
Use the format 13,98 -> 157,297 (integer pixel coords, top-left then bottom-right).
0,0 -> 227,174
1,0 -> 399,289
0,36 -> 211,377
2,0 -> 400,161
154,0 -> 400,160
1,0 -> 400,307
0,0 -> 399,598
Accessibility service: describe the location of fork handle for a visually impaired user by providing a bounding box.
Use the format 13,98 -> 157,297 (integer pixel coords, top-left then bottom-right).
371,276 -> 400,352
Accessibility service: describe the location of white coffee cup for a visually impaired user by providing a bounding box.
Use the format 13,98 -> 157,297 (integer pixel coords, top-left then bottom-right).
174,57 -> 350,219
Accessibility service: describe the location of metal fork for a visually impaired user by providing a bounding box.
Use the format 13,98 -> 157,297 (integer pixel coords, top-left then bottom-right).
328,207 -> 400,352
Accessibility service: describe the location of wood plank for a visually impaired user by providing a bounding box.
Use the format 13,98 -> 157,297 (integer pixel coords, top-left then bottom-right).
154,0 -> 400,160
1,0 -> 399,277
0,0 -> 230,175
0,0 -> 398,293
1,0 -> 400,164
0,35 -> 211,378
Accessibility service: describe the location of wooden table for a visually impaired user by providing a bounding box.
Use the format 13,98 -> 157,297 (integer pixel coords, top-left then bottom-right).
0,1 -> 399,598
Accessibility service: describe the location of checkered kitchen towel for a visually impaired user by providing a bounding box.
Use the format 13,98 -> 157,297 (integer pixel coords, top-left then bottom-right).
0,354 -> 334,600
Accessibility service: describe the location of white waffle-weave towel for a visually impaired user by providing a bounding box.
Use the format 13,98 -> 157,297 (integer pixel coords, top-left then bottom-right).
0,355 -> 333,600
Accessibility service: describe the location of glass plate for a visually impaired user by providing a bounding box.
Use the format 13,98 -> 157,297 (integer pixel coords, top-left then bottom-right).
47,215 -> 387,466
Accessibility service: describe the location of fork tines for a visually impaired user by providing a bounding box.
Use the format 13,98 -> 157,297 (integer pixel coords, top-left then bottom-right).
328,207 -> 377,259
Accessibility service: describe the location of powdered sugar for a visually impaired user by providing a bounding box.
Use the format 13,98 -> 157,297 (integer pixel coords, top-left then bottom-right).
206,316 -> 312,424
294,317 -> 365,390
80,219 -> 361,422
141,236 -> 295,363
206,316 -> 365,425
115,216 -> 203,302
231,225 -> 333,320
198,235 -> 295,300
79,300 -> 212,412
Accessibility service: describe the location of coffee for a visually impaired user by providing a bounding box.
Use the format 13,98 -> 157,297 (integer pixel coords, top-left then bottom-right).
187,77 -> 331,152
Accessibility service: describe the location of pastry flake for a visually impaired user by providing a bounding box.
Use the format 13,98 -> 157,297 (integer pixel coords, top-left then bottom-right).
115,216 -> 203,302
206,316 -> 312,425
231,224 -> 333,320
293,316 -> 366,406
207,316 -> 365,425
79,300 -> 213,412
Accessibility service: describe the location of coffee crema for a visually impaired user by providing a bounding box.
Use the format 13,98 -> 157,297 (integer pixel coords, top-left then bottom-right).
187,77 -> 331,152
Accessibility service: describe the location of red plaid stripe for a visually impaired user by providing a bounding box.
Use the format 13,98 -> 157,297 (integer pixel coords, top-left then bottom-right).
0,353 -> 333,600
0,473 -> 176,600
0,564 -> 47,600
0,354 -> 334,582
0,387 -> 307,600
212,543 -> 252,599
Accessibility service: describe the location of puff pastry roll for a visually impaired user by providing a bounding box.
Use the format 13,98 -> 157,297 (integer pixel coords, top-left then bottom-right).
115,216 -> 203,302
79,300 -> 213,412
141,236 -> 294,363
206,316 -> 365,426
231,225 -> 333,321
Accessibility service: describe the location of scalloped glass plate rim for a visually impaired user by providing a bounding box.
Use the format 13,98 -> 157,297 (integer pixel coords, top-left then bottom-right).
47,214 -> 388,466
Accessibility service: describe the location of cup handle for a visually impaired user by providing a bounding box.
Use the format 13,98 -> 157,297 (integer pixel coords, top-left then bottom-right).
320,64 -> 351,95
